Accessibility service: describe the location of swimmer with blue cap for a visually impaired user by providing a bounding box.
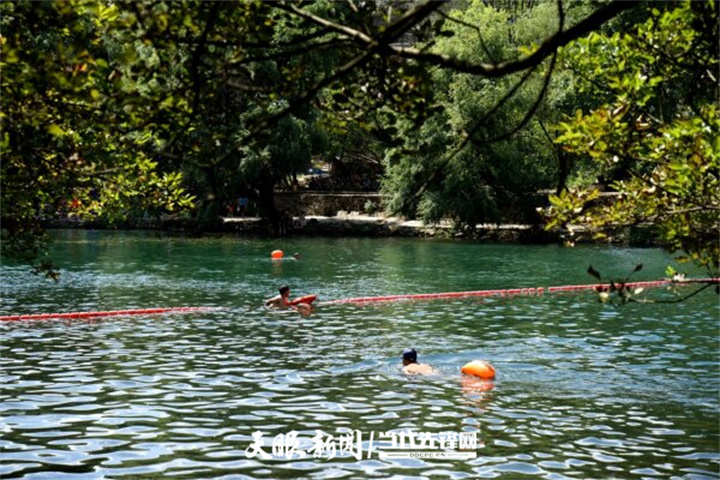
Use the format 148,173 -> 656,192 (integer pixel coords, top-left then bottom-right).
402,348 -> 436,375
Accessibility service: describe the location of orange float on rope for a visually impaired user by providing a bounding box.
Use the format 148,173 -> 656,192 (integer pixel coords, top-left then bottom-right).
271,250 -> 284,259
461,360 -> 496,380
289,294 -> 317,306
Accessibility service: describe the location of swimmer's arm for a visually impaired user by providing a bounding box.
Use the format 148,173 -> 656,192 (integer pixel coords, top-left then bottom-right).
265,295 -> 281,307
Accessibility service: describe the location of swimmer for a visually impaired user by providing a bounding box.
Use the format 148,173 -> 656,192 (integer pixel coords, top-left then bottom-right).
265,285 -> 311,312
402,348 -> 436,375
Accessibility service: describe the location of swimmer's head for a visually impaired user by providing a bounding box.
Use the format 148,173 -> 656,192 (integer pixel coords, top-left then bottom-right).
279,285 -> 290,296
293,252 -> 301,260
403,348 -> 418,365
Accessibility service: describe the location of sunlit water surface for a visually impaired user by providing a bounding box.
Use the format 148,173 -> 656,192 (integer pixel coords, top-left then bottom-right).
1,231 -> 718,479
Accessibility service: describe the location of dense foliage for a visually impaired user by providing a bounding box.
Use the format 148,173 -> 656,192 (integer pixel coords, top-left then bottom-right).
1,2 -> 196,274
544,1 -> 719,275
3,0 -> 716,278
382,1 -> 580,228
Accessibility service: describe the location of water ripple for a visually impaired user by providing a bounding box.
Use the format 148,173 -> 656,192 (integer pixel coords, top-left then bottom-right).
1,234 -> 718,479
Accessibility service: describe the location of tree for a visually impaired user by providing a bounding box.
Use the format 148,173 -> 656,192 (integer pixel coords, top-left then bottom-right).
97,1 -> 369,233
1,1 -> 195,276
381,1 -> 577,228
181,0 -> 636,217
543,1 -> 719,276
275,0 -> 637,229
1,0 -> 637,273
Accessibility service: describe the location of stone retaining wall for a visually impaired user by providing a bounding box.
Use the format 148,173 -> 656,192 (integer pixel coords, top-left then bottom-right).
275,190 -> 620,224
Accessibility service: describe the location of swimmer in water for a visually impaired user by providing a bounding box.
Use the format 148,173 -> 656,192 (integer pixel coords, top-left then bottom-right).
402,348 -> 436,375
265,285 -> 310,313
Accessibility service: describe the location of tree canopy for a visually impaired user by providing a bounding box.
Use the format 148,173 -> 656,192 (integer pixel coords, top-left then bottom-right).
381,0 -> 579,228
544,1 -> 719,276
1,1 -> 196,275
3,0 -> 717,279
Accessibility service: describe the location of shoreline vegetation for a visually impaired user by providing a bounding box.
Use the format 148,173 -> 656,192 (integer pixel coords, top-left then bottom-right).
4,2 -> 716,276
44,209 -> 658,246
44,190 -> 659,246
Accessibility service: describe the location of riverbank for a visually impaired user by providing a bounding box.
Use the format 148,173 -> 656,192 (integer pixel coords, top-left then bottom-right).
46,210 -> 656,245
220,212 -> 558,242
45,191 -> 641,243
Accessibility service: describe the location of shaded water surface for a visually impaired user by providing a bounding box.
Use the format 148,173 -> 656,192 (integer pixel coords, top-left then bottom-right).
1,231 -> 718,479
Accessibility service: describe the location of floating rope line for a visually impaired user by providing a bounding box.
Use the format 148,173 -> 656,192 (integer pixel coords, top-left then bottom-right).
2,279 -> 717,320
320,278 -> 719,306
546,278 -> 718,292
0,306 -> 213,322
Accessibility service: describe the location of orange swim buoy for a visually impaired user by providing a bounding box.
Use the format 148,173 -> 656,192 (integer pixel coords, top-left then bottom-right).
461,360 -> 496,380
289,294 -> 317,306
271,250 -> 284,259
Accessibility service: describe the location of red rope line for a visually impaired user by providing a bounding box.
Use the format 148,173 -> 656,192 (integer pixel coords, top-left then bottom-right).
2,278 -> 716,319
321,278 -> 719,305
0,307 -> 212,322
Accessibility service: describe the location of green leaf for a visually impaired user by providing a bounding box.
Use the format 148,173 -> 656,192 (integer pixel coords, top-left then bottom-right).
47,124 -> 66,136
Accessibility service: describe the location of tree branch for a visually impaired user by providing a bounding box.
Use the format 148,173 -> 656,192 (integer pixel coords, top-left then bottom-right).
474,51 -> 557,144
397,60 -> 541,214
275,2 -> 374,44
389,0 -> 635,77
399,48 -> 558,215
209,0 -> 443,167
227,37 -> 354,65
225,80 -> 272,93
629,282 -> 716,304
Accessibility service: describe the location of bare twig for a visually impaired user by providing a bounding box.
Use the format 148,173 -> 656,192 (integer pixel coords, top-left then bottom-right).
629,282 -> 715,304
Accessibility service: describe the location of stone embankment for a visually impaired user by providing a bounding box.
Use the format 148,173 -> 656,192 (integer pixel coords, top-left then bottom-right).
48,191 -> 651,244
221,212 -> 558,242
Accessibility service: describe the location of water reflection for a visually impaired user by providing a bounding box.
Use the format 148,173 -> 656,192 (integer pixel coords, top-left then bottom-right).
1,233 -> 718,479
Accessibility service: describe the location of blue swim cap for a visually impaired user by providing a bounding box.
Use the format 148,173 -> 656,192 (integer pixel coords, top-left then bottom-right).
403,348 -> 417,361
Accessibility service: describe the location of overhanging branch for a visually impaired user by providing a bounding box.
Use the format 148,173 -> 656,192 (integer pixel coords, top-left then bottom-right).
389,0 -> 635,77
211,1 -> 443,166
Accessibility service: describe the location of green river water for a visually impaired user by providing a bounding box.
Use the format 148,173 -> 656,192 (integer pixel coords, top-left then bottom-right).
1,230 -> 718,479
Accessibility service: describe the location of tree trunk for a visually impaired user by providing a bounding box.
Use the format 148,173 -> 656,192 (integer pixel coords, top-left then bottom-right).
196,166 -> 223,230
257,178 -> 285,236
